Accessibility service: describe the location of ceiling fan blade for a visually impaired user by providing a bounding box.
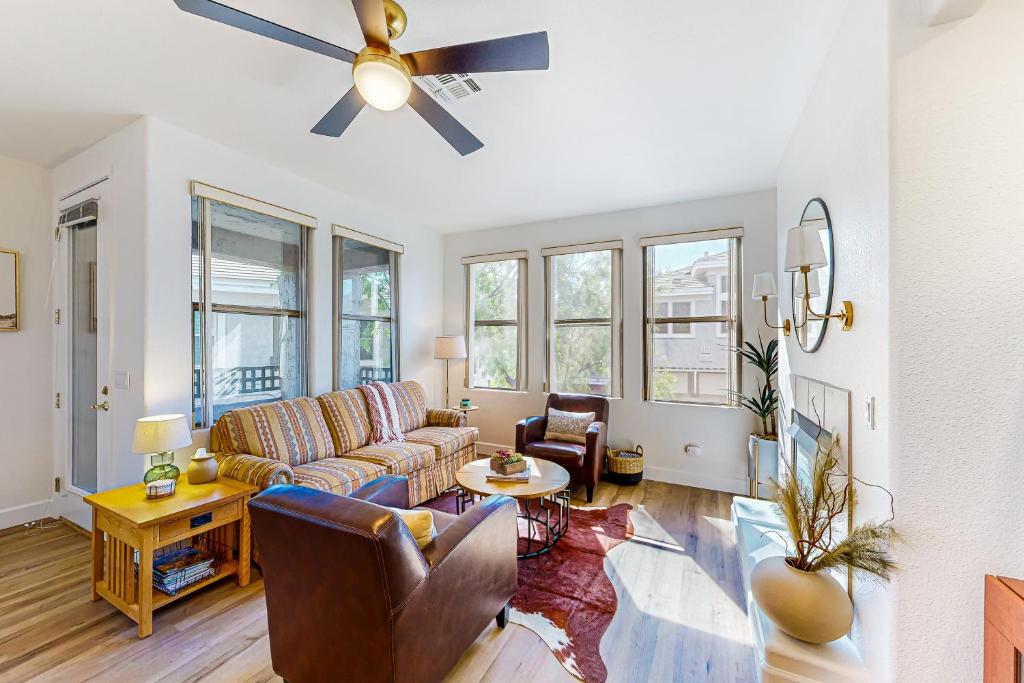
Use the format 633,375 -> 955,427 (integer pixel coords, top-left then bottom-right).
311,87 -> 366,137
402,31 -> 549,76
173,0 -> 357,63
406,83 -> 483,156
351,0 -> 389,49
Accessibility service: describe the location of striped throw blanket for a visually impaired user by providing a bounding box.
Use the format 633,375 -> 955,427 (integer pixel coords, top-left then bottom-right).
357,381 -> 406,444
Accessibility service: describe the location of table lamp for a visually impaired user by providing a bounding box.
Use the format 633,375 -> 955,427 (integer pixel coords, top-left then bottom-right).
434,335 -> 467,408
133,414 -> 192,496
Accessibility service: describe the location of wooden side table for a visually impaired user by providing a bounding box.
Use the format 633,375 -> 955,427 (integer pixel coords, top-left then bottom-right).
84,476 -> 258,638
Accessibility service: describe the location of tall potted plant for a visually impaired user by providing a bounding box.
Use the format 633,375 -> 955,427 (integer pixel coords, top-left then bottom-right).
751,438 -> 898,643
734,335 -> 779,498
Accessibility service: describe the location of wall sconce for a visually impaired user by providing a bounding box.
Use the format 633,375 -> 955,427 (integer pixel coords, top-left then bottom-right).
751,272 -> 790,336
784,225 -> 854,330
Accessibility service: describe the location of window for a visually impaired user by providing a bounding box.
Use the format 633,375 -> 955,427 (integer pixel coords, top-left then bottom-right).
334,227 -> 401,389
191,183 -> 311,427
463,252 -> 527,390
642,228 -> 741,405
543,241 -> 623,397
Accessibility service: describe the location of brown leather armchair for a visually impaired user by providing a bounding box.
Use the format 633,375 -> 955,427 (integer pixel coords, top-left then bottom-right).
515,393 -> 609,503
249,475 -> 518,683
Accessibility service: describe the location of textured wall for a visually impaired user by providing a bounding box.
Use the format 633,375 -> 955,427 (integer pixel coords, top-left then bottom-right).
775,1 -> 892,679
890,0 -> 1024,679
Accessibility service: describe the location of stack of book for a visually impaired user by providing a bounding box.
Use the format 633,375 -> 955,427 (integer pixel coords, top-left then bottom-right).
486,470 -> 531,483
151,546 -> 216,596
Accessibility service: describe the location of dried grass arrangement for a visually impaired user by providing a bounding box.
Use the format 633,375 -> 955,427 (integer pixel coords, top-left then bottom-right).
771,436 -> 899,581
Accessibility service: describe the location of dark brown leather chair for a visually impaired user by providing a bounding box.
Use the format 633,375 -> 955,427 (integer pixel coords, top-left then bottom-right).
515,393 -> 609,502
249,475 -> 518,683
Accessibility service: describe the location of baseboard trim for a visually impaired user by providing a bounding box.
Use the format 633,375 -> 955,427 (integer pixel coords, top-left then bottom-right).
0,499 -> 53,532
476,443 -> 746,495
477,441 -> 510,456
643,466 -> 747,495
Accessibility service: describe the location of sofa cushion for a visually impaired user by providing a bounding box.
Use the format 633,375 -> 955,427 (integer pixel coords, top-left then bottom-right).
292,457 -> 387,495
214,397 -> 335,467
316,389 -> 373,454
388,381 -> 429,433
524,440 -> 586,468
418,507 -> 458,536
345,440 -> 435,476
405,426 -> 479,460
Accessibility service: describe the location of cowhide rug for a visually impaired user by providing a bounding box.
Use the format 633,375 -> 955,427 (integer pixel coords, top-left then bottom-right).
423,492 -> 633,682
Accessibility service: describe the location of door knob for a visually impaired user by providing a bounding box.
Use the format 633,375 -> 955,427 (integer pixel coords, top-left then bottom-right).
91,401 -> 110,411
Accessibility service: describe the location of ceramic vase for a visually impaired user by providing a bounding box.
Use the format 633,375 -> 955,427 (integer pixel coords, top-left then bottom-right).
750,555 -> 853,643
187,451 -> 219,485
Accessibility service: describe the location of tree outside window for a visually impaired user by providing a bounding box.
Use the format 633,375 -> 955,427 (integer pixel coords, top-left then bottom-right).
467,258 -> 525,389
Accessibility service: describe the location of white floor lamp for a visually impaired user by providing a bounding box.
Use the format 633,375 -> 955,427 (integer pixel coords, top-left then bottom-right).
434,335 -> 467,408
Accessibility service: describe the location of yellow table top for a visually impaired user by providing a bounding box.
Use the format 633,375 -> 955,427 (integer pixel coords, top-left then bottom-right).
83,476 -> 258,527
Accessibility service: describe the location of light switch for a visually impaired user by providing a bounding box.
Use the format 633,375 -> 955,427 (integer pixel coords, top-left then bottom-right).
114,369 -> 130,390
864,396 -> 876,430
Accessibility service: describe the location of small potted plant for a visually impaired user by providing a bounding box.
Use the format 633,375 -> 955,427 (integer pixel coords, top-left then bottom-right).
490,449 -> 527,475
733,334 -> 779,498
751,438 -> 899,643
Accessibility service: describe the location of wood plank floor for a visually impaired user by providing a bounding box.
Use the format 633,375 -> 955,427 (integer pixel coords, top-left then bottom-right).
0,481 -> 754,682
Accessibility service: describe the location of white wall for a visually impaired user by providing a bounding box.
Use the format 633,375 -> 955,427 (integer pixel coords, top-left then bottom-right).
889,0 -> 1024,679
0,154 -> 53,528
442,190 -> 775,493
775,1 -> 892,679
48,116 -> 443,523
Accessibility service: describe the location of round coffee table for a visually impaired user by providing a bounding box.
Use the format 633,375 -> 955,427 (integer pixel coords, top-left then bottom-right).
454,457 -> 571,559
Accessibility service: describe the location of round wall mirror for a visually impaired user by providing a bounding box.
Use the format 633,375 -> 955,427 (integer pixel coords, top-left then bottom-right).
791,198 -> 834,353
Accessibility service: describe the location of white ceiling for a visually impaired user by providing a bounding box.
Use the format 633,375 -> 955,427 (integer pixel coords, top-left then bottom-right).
0,0 -> 847,232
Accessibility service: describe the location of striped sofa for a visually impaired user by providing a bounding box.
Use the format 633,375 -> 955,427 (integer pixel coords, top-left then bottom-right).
210,381 -> 478,507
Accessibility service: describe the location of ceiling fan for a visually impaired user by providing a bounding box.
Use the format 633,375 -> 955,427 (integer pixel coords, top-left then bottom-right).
173,0 -> 550,155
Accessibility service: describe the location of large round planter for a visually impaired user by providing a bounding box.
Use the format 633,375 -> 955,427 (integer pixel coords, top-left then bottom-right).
750,556 -> 853,644
748,435 -> 779,499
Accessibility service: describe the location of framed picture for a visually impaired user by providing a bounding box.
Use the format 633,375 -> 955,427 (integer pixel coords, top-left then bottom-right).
0,249 -> 19,331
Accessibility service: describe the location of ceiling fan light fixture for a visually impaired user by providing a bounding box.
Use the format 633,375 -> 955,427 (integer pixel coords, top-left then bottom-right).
353,47 -> 412,111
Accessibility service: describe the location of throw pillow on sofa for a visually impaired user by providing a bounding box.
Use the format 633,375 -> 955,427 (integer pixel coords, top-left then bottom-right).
544,407 -> 596,445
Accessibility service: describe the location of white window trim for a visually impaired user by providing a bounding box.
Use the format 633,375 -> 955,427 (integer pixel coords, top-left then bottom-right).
464,255 -> 528,391
333,232 -> 401,390
332,224 -> 404,254
190,181 -> 317,228
543,246 -> 623,398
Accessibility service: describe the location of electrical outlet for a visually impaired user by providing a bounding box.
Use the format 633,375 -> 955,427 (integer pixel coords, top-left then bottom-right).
684,443 -> 702,457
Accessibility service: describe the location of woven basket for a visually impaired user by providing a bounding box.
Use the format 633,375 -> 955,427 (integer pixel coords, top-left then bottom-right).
607,445 -> 644,485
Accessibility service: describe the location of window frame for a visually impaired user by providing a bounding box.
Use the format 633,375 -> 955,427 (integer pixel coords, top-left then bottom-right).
191,184 -> 313,428
542,241 -> 623,398
463,252 -> 528,392
641,228 -> 743,406
332,227 -> 402,390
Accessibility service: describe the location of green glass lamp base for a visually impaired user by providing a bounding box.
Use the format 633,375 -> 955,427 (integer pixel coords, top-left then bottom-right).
144,451 -> 180,485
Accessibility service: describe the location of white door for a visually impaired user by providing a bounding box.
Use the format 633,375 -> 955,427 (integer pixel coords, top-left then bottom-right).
54,182 -> 112,530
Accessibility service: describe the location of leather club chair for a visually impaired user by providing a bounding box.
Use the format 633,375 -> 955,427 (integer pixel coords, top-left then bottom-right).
249,475 -> 518,683
515,392 -> 609,503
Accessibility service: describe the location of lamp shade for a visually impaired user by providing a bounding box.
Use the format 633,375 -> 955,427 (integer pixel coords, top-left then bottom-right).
784,225 -> 828,272
433,335 -> 467,360
132,414 -> 192,454
751,272 -> 778,300
795,270 -> 822,298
